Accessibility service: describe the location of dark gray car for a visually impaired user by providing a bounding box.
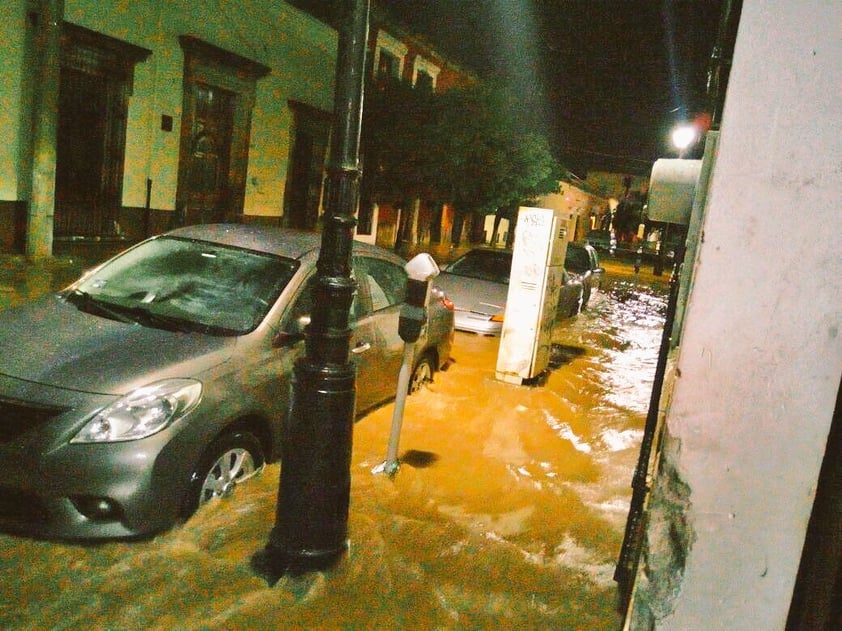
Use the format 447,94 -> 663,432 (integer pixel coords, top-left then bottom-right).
564,242 -> 605,309
0,224 -> 454,540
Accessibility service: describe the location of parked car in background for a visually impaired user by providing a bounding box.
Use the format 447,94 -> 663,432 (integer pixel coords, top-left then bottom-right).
564,242 -> 605,309
586,229 -> 616,254
0,224 -> 454,540
435,248 -> 583,336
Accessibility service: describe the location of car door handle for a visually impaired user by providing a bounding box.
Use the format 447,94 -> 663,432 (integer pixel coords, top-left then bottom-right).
351,342 -> 372,354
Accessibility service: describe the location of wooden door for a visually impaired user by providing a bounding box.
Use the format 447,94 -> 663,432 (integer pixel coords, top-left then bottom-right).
175,36 -> 270,228
54,24 -> 149,239
182,83 -> 235,224
54,67 -> 109,237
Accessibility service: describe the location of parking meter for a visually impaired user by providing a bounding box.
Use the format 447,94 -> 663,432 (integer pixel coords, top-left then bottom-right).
399,253 -> 440,342
373,253 -> 440,477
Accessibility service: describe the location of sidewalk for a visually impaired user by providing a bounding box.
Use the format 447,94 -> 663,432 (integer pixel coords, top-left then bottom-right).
0,238 -> 141,310
0,254 -> 85,310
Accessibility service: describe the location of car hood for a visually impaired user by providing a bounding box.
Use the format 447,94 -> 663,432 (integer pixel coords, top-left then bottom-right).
435,273 -> 508,315
0,294 -> 236,394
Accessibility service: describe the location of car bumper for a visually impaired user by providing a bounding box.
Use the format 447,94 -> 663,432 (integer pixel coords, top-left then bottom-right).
0,375 -> 197,540
453,310 -> 503,336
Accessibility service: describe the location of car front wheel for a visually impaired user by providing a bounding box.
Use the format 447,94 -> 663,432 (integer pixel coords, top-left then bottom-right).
409,353 -> 435,394
183,430 -> 265,517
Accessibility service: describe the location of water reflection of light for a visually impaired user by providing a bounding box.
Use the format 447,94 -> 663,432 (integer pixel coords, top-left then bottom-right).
539,461 -> 557,478
506,464 -> 547,491
567,280 -> 668,416
603,332 -> 661,413
601,428 -> 645,451
550,534 -> 617,589
543,410 -> 593,452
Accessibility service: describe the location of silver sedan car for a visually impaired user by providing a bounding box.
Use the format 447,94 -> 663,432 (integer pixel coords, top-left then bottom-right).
435,248 -> 583,336
0,224 -> 453,540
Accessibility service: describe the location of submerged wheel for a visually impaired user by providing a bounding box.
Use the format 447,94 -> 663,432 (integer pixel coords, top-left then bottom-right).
581,286 -> 592,311
575,287 -> 585,315
409,353 -> 435,394
183,431 -> 265,517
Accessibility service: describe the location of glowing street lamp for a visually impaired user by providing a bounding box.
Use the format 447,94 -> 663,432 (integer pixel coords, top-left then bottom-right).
671,124 -> 698,158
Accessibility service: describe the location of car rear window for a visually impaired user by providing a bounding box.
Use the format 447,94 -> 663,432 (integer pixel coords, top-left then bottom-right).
447,250 -> 512,283
565,246 -> 591,272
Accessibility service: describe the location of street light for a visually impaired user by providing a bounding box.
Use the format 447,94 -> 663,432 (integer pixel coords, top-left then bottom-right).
252,0 -> 370,586
671,124 -> 698,158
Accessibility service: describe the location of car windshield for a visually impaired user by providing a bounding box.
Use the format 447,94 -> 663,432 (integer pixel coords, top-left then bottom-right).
565,246 -> 591,272
446,250 -> 512,284
70,236 -> 298,335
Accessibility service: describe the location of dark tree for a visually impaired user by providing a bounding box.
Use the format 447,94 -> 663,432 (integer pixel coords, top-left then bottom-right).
360,80 -> 563,245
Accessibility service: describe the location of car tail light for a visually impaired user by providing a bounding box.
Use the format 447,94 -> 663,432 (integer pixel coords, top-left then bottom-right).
432,286 -> 454,310
490,313 -> 504,323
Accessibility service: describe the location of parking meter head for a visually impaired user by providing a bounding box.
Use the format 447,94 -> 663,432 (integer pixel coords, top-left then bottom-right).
405,253 -> 439,282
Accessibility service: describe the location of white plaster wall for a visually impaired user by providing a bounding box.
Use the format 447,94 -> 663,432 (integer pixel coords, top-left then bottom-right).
662,1 -> 842,628
537,183 -> 605,240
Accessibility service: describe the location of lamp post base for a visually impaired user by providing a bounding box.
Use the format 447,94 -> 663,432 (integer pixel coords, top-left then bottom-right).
251,539 -> 348,586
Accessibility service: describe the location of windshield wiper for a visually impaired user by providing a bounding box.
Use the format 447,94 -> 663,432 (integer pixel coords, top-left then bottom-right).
66,290 -> 136,324
121,306 -> 195,333
67,290 -> 194,332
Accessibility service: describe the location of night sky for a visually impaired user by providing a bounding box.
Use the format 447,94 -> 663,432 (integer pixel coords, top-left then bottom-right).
380,0 -> 725,176
290,0 -> 726,176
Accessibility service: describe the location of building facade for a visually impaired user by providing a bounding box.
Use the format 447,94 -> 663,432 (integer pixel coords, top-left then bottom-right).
2,0 -> 340,254
356,9 -> 478,250
0,0 -> 474,256
621,1 -> 842,626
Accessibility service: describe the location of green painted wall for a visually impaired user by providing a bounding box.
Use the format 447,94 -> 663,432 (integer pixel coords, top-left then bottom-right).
0,2 -> 30,201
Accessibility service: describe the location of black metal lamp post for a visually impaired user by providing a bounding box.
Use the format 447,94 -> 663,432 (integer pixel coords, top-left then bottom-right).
253,0 -> 370,585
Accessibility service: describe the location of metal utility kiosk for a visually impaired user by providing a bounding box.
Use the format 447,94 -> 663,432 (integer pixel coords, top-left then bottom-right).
495,206 -> 572,384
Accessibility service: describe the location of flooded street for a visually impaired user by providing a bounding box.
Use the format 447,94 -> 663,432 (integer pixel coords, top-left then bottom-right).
0,258 -> 669,630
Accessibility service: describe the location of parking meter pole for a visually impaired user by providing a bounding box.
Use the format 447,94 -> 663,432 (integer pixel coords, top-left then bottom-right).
375,341 -> 416,476
253,0 -> 369,586
373,256 -> 439,478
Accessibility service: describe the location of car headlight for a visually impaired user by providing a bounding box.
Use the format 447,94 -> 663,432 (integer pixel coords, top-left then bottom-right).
71,379 -> 202,443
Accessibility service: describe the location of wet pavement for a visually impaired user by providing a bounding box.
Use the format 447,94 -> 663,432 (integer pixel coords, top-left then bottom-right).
0,246 -> 670,630
0,255 -> 83,310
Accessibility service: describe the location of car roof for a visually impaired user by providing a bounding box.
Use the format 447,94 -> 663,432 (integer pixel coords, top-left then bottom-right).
458,247 -> 513,257
161,223 -> 403,263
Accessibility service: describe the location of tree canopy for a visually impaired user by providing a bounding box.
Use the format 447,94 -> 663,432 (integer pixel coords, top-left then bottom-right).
361,79 -> 563,241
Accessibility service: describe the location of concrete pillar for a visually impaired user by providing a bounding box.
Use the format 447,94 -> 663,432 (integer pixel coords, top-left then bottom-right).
409,196 -> 420,245
625,1 -> 842,628
26,0 -> 64,258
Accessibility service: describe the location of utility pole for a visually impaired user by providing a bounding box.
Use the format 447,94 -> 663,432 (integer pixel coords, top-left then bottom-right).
253,0 -> 370,585
706,0 -> 742,130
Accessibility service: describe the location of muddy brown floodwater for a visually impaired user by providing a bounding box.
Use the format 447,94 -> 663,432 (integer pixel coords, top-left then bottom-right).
0,259 -> 669,630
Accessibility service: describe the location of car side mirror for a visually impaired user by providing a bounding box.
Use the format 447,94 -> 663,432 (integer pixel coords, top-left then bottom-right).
272,315 -> 310,348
